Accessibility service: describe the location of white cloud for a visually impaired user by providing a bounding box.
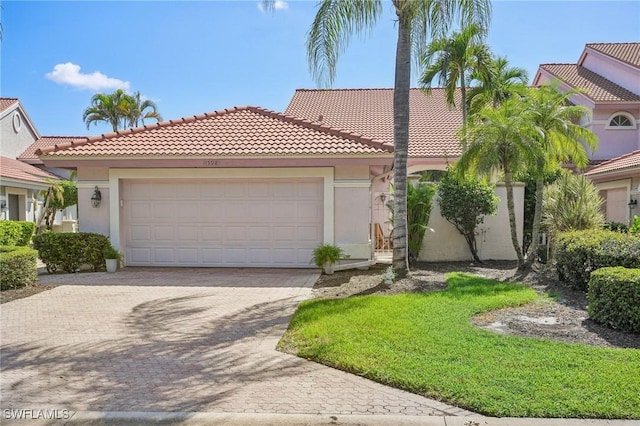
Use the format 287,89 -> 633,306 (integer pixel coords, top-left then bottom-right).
45,62 -> 130,91
257,0 -> 288,13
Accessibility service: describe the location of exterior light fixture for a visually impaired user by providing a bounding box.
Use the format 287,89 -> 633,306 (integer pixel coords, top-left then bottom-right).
0,202 -> 6,213
91,186 -> 102,208
629,199 -> 638,208
379,193 -> 386,204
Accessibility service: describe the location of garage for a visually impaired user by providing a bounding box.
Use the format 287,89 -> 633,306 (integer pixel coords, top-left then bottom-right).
122,178 -> 323,267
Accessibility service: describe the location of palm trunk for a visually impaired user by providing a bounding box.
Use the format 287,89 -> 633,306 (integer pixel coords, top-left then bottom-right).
523,176 -> 544,270
460,74 -> 467,151
504,164 -> 524,266
391,10 -> 411,278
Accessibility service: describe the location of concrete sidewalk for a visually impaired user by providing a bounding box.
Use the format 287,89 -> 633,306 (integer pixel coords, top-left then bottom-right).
3,411 -> 636,425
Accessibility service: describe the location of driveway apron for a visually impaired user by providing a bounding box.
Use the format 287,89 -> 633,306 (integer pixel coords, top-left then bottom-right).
1,268 -> 472,416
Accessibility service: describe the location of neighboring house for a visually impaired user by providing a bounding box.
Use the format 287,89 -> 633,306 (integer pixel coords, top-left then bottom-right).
0,97 -> 77,228
584,149 -> 640,223
37,106 -> 394,268
286,88 -> 524,262
534,42 -> 640,224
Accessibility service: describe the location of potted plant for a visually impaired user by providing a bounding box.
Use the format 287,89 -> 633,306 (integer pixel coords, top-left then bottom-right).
312,244 -> 344,275
103,246 -> 121,273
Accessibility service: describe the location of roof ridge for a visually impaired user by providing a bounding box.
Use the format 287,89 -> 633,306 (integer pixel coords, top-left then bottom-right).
40,135 -> 88,139
36,107 -> 253,155
0,97 -> 19,101
294,87 -> 446,92
588,148 -> 640,169
247,106 -> 393,153
586,42 -> 640,46
540,63 -> 639,102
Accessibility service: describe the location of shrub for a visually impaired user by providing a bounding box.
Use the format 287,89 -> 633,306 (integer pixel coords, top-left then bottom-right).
0,221 -> 36,246
555,230 -> 640,290
588,267 -> 640,333
630,215 -> 640,235
0,246 -> 38,290
407,182 -> 436,263
604,221 -> 629,233
33,232 -> 111,273
438,170 -> 498,262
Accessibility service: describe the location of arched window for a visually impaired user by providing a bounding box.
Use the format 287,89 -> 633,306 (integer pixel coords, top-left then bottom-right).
606,112 -> 636,129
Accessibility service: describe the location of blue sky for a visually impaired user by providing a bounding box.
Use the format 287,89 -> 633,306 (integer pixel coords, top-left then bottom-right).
1,1 -> 639,137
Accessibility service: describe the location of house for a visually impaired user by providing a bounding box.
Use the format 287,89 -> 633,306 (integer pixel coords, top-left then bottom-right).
286,88 -> 524,262
36,91 -> 525,268
37,106 -> 393,267
533,42 -> 640,223
584,149 -> 640,223
0,98 -> 78,228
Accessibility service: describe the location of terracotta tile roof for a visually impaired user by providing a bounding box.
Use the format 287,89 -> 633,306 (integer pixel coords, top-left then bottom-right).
19,136 -> 87,164
0,156 -> 61,184
585,149 -> 640,176
586,42 -> 640,68
37,106 -> 392,158
0,98 -> 19,114
539,64 -> 640,103
285,88 -> 463,158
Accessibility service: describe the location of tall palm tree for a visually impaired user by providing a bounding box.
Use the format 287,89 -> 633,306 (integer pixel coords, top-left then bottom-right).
457,97 -> 540,266
282,0 -> 491,277
124,91 -> 162,128
83,90 -> 162,132
522,85 -> 598,269
82,89 -> 130,132
419,22 -> 492,143
467,55 -> 528,114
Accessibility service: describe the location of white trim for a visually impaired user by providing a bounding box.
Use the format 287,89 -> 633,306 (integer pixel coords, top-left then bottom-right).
0,103 -> 41,139
108,167 -> 334,250
605,111 -> 637,129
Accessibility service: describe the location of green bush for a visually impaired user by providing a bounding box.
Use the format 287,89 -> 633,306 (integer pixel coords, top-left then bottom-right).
407,182 -> 436,263
555,230 -> 640,290
0,221 -> 36,246
32,232 -> 111,273
604,221 -> 629,233
0,246 -> 38,290
588,267 -> 640,333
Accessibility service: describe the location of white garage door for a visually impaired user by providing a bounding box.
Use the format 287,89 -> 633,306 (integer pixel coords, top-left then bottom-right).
122,178 -> 323,267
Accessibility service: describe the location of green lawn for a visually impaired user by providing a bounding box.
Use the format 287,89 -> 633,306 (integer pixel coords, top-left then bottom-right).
278,273 -> 640,418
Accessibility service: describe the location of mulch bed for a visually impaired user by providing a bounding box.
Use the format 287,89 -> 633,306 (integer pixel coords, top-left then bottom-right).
1,284 -> 56,304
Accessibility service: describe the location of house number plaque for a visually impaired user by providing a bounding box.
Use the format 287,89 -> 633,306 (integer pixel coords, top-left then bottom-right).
203,160 -> 219,166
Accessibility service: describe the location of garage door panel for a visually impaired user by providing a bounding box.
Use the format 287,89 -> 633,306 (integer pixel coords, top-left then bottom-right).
123,178 -> 323,267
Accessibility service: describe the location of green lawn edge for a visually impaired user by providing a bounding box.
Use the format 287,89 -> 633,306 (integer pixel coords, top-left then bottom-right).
278,272 -> 640,418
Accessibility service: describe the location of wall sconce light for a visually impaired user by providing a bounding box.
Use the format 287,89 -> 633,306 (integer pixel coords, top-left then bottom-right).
629,199 -> 638,209
0,202 -> 7,213
379,193 -> 386,204
91,186 -> 102,208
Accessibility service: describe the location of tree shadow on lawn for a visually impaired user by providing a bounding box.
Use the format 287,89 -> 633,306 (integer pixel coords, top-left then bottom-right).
1,295 -> 313,412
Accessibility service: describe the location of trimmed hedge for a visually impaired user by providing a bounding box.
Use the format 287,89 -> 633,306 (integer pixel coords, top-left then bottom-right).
588,267 -> 640,333
33,232 -> 111,273
0,246 -> 38,290
0,221 -> 36,246
555,230 -> 640,290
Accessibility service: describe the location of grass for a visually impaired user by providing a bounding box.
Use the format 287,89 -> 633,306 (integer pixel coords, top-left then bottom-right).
278,273 -> 640,418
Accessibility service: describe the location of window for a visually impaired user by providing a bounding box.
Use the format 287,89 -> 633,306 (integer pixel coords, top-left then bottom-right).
606,112 -> 636,129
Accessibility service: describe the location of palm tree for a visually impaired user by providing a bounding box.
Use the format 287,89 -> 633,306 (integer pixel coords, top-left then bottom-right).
83,90 -> 162,132
286,0 -> 491,277
522,85 -> 598,269
82,89 -> 131,132
124,91 -> 162,128
457,97 -> 541,267
467,55 -> 528,114
419,22 -> 492,144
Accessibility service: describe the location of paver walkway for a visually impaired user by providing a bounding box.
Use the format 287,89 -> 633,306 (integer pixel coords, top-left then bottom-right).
1,268 -> 473,417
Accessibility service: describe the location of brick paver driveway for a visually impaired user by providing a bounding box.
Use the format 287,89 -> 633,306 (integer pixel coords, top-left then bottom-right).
1,268 -> 471,416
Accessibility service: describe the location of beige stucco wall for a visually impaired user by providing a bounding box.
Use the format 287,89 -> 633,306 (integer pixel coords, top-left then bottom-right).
77,167 -> 110,181
0,109 -> 38,159
77,184 -> 110,236
420,183 -> 525,262
334,185 -> 371,259
335,165 -> 369,180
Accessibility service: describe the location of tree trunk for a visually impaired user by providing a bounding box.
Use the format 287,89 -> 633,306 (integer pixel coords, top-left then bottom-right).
460,74 -> 467,151
523,176 -> 544,270
391,10 -> 411,278
504,165 -> 524,266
